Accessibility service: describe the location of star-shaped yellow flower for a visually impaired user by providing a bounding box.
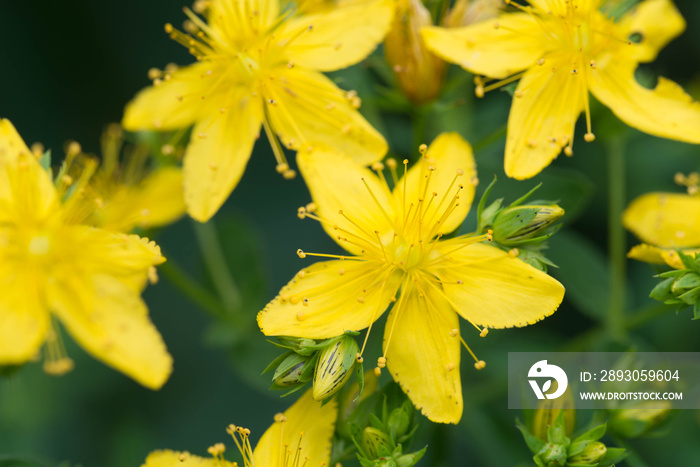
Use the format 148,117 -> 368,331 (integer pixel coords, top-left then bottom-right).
257,133 -> 565,423
422,0 -> 700,179
624,174 -> 700,269
123,0 -> 392,222
0,119 -> 171,389
141,388 -> 337,467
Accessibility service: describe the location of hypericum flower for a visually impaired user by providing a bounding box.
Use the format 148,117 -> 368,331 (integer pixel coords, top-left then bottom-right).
623,172 -> 700,269
63,124 -> 186,233
123,0 -> 392,222
141,388 -> 337,467
422,0 -> 700,179
257,133 -> 564,423
0,119 -> 172,389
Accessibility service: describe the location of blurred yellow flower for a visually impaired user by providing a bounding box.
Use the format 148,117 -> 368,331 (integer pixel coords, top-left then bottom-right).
257,133 -> 564,424
141,388 -> 337,467
422,0 -> 700,179
65,124 -> 186,233
624,173 -> 700,269
0,119 -> 172,389
123,0 -> 392,222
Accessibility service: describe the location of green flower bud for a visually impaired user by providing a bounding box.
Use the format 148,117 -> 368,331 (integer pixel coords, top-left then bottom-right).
387,406 -> 411,440
313,335 -> 359,401
362,427 -> 394,459
608,401 -> 672,438
567,441 -> 607,464
272,353 -> 313,386
376,458 -> 397,467
492,205 -> 564,246
537,443 -> 567,466
395,448 -> 426,467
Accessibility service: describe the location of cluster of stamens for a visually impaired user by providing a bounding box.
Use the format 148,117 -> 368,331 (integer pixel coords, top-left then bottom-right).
675,172 -> 700,195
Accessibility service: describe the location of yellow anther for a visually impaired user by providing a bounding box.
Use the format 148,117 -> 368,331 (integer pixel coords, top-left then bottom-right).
475,85 -> 485,98
386,158 -> 397,169
456,168 -> 464,176
338,268 -> 345,275
148,266 -> 159,285
305,202 -> 317,213
297,207 -> 307,219
164,23 -> 174,33
480,328 -> 489,338
584,132 -> 596,142
357,297 -> 365,304
536,58 -> 545,66
377,357 -> 386,368
371,161 -> 385,171
564,146 -> 573,157
486,230 -> 493,241
449,329 -> 459,337
296,311 -> 306,321
274,413 -> 287,423
418,143 -> 428,154
302,297 -> 309,306
148,67 -> 162,80
356,353 -> 364,363
589,60 -> 597,68
514,90 -> 524,98
161,144 -> 175,155
474,360 -> 486,370
66,141 -> 82,156
297,249 -> 306,258
374,367 -> 382,377
226,424 -> 236,434
179,452 -> 189,461
446,362 -> 456,371
508,248 -> 519,258
290,295 -> 300,305
276,163 -> 289,173
61,174 -> 74,186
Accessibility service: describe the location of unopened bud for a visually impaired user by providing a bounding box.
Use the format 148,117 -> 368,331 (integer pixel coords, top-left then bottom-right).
492,205 -> 564,246
272,353 -> 313,386
532,384 -> 575,439
312,335 -> 358,401
567,441 -> 607,464
362,427 -> 393,460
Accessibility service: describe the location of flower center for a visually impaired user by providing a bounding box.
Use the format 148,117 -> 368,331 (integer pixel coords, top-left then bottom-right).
27,234 -> 51,256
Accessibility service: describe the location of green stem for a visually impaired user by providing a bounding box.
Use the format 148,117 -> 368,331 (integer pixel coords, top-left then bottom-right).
159,259 -> 225,319
192,220 -> 243,315
606,137 -> 627,341
412,106 -> 428,153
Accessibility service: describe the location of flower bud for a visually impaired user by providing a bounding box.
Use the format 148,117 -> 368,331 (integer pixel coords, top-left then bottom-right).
567,441 -> 607,465
538,443 -> 567,466
272,353 -> 314,386
362,427 -> 394,459
384,0 -> 445,104
387,406 -> 411,439
312,335 -> 359,401
608,401 -> 672,438
532,385 -> 575,440
492,205 -> 564,246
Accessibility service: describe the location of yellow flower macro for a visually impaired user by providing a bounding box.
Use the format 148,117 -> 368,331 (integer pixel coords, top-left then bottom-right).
141,388 -> 337,467
65,124 -> 186,233
623,173 -> 700,269
257,133 -> 565,424
422,0 -> 700,179
123,0 -> 393,222
0,119 -> 172,389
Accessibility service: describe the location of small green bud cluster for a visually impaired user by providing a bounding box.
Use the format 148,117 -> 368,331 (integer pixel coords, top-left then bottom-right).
650,250 -> 700,319
351,397 -> 425,467
517,413 -> 626,467
476,177 -> 564,271
263,332 -> 364,402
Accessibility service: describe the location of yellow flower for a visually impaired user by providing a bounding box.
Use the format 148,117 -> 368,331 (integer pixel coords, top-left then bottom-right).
64,124 -> 186,233
623,173 -> 700,269
422,0 -> 700,179
141,388 -> 337,467
123,0 -> 392,222
0,119 -> 172,389
257,133 -> 564,424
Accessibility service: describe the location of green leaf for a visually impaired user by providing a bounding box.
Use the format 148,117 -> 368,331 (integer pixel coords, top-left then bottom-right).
516,419 -> 546,454
573,423 -> 607,443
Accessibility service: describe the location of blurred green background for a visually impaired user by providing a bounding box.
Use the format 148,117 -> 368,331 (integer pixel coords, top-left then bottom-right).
1,1 -> 699,466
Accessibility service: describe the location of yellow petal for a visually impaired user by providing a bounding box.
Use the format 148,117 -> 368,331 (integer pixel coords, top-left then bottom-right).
209,0 -> 279,46
623,192 -> 700,247
49,274 -> 172,389
393,132 -> 476,236
297,145 -> 394,255
384,283 -> 462,424
282,0 -> 393,72
589,59 -> 700,144
0,272 -> 48,365
619,0 -> 685,63
266,68 -> 387,166
99,167 -> 186,232
528,0 -> 601,15
183,88 -> 263,222
0,119 -> 57,217
504,54 -> 584,180
660,248 -> 700,269
428,240 -> 564,328
421,14 -> 543,79
142,450 -> 236,467
122,62 -> 217,131
258,260 -> 402,339
254,388 -> 337,466
627,244 -> 667,265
